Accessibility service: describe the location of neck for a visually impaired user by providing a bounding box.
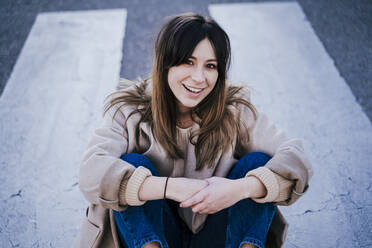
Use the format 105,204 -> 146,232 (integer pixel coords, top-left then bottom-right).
177,105 -> 193,128
178,104 -> 192,116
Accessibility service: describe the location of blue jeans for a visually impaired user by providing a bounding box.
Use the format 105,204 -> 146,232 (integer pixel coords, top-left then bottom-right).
113,153 -> 277,248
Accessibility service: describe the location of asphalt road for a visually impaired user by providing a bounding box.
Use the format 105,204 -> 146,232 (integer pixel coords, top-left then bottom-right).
0,1 -> 371,247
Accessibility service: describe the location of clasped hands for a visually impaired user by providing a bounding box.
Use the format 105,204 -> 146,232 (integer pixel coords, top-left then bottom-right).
168,177 -> 245,215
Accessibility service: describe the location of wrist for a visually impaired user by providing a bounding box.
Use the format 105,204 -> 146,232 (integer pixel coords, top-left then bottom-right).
164,177 -> 170,199
165,177 -> 182,200
233,178 -> 251,201
138,176 -> 166,201
235,176 -> 267,200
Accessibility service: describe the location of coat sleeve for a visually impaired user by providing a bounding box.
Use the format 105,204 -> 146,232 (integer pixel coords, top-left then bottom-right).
78,97 -> 151,211
237,90 -> 313,206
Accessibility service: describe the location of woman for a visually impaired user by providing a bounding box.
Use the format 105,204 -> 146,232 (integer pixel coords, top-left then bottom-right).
74,13 -> 313,248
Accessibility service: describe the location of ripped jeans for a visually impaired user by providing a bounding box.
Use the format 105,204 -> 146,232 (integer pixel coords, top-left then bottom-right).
113,152 -> 277,248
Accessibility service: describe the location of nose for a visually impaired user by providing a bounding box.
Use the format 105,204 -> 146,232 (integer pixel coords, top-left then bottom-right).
191,66 -> 205,83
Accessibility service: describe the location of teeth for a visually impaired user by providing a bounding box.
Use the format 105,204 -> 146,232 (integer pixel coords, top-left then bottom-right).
183,85 -> 203,93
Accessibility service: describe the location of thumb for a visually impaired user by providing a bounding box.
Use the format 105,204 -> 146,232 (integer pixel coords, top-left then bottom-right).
206,177 -> 219,183
180,190 -> 206,208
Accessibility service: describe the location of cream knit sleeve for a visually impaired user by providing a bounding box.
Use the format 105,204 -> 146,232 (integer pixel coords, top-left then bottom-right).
79,94 -> 152,211
237,91 -> 313,205
120,166 -> 152,206
246,111 -> 313,205
245,167 -> 293,203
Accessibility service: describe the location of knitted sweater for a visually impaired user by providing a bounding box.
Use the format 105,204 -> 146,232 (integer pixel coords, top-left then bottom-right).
79,84 -> 313,234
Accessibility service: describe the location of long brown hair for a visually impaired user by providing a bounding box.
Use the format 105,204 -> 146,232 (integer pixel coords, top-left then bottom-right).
105,13 -> 257,170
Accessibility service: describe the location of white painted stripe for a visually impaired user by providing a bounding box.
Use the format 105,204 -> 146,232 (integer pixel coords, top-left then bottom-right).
0,9 -> 127,247
210,2 -> 372,247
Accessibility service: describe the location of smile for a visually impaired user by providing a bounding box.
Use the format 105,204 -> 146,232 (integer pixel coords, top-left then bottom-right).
182,84 -> 204,93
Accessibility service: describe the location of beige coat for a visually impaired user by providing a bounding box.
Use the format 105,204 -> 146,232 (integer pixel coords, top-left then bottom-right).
74,84 -> 313,248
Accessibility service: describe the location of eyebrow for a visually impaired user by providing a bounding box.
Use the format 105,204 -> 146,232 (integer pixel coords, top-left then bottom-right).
190,56 -> 217,62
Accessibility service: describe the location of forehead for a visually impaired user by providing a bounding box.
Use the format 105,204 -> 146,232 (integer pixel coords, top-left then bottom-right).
191,38 -> 216,60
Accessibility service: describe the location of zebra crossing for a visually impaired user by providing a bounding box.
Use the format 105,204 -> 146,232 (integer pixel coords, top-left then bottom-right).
0,2 -> 371,247
211,3 -> 372,247
0,9 -> 127,247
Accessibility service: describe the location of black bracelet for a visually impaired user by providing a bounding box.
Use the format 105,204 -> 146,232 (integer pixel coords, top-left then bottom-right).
164,177 -> 170,199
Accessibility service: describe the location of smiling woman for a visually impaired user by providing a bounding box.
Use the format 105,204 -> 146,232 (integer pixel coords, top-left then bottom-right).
74,13 -> 313,248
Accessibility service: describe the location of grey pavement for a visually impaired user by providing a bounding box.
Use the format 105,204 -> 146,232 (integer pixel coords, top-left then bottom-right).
0,1 -> 371,248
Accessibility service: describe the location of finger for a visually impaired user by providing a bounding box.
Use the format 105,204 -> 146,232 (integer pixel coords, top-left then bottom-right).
206,176 -> 219,183
195,202 -> 220,214
180,193 -> 204,208
197,206 -> 217,214
192,202 -> 208,213
180,191 -> 207,208
205,177 -> 214,184
201,208 -> 213,214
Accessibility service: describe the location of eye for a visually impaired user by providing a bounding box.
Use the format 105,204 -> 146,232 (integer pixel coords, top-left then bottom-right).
185,59 -> 193,65
206,63 -> 217,69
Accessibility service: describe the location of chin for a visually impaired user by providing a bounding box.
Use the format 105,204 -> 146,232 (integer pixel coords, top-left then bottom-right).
179,100 -> 200,109
183,103 -> 198,109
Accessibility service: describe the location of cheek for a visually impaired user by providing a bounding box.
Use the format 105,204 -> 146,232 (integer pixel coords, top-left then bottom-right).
167,70 -> 180,92
207,71 -> 218,88
167,69 -> 175,86
168,67 -> 188,86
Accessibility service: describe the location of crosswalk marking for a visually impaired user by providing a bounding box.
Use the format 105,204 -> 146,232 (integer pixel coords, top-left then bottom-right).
210,2 -> 372,247
0,9 -> 127,247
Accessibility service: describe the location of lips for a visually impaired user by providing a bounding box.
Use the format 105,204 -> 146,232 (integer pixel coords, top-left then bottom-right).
182,84 -> 204,93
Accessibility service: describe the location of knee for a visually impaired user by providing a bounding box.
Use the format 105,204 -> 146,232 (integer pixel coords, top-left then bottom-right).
228,152 -> 271,179
120,153 -> 159,176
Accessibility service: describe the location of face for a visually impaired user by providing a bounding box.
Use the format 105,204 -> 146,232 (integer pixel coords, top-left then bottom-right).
167,38 -> 218,113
